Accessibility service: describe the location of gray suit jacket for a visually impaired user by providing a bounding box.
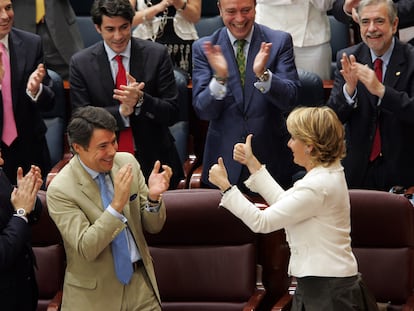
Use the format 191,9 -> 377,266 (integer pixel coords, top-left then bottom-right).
47,152 -> 165,310
12,0 -> 84,64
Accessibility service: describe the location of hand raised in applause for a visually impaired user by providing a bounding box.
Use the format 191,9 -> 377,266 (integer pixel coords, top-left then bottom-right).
340,53 -> 359,96
27,63 -> 46,97
113,73 -> 145,117
253,42 -> 272,77
111,164 -> 133,213
203,41 -> 229,79
148,160 -> 172,202
11,165 -> 43,215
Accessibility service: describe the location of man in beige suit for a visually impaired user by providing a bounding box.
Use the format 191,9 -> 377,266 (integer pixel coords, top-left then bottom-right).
47,106 -> 171,311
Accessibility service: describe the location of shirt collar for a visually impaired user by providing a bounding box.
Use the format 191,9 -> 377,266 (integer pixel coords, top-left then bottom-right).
0,34 -> 9,52
104,40 -> 132,61
227,26 -> 254,47
78,155 -> 106,180
370,37 -> 395,66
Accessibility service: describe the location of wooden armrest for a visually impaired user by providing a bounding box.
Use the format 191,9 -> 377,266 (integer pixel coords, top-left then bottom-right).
271,292 -> 293,311
176,154 -> 197,189
243,264 -> 266,311
243,287 -> 266,311
271,277 -> 296,311
47,290 -> 63,311
46,153 -> 73,188
189,165 -> 203,189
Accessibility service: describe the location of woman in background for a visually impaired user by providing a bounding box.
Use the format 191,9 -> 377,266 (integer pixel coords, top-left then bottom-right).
130,0 -> 200,78
256,0 -> 334,80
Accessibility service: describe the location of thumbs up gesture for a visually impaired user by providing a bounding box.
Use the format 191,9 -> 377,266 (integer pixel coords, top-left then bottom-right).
234,134 -> 262,174
208,157 -> 231,192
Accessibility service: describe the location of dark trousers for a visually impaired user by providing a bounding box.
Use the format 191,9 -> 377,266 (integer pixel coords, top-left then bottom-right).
292,274 -> 379,311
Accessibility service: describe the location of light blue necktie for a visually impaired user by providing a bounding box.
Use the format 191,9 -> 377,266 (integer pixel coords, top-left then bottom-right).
97,173 -> 133,285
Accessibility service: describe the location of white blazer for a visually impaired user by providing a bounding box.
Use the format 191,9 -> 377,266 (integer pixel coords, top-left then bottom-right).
221,162 -> 358,278
256,0 -> 334,47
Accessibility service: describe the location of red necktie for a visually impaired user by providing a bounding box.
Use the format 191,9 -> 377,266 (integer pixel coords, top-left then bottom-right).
369,58 -> 383,162
115,55 -> 134,154
1,42 -> 17,146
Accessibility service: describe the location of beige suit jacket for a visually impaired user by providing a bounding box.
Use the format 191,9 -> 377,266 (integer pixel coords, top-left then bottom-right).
47,152 -> 165,311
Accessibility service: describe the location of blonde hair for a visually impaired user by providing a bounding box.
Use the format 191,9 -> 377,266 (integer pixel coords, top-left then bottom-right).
286,106 -> 346,166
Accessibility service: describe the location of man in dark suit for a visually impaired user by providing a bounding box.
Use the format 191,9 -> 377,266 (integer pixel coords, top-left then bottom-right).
12,0 -> 84,80
192,0 -> 301,191
69,0 -> 184,189
327,0 -> 414,191
0,0 -> 55,186
0,149 -> 44,311
331,0 -> 414,45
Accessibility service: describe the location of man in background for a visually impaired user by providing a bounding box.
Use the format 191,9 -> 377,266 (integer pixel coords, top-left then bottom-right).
0,0 -> 55,185
69,0 -> 184,188
327,0 -> 414,190
13,0 -> 84,79
192,0 -> 301,192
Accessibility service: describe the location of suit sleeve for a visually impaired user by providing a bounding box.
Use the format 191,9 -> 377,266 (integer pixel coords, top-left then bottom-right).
191,38 -> 227,120
0,216 -> 31,270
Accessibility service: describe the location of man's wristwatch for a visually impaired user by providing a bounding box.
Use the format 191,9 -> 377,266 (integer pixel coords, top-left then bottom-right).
257,69 -> 270,82
214,74 -> 228,85
136,94 -> 144,108
15,208 -> 27,217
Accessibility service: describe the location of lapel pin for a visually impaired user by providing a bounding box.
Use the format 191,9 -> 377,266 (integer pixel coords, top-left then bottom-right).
396,72 -> 401,76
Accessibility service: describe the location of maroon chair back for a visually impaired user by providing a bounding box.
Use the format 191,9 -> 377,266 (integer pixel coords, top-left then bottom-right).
350,189 -> 414,309
145,189 -> 262,311
31,190 -> 65,311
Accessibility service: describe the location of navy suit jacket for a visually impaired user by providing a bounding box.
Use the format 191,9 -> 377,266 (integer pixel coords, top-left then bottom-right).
0,169 -> 42,311
69,38 -> 184,187
0,28 -> 54,185
327,38 -> 414,190
192,23 -> 301,189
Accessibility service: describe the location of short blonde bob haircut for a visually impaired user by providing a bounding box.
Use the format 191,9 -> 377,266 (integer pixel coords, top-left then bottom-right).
286,106 -> 346,166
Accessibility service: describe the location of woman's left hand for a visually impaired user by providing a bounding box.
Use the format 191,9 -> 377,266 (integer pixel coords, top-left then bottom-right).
209,157 -> 231,191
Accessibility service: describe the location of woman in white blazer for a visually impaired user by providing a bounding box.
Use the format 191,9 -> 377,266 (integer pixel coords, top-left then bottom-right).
209,106 -> 378,310
256,0 -> 334,80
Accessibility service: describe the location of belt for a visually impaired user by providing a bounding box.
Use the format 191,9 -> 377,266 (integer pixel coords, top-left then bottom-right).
132,260 -> 144,271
